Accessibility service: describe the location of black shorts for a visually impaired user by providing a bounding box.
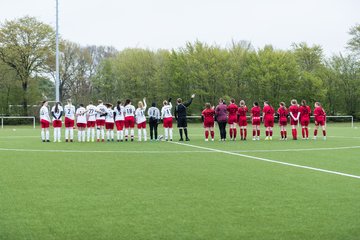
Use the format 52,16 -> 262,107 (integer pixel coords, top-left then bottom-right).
177,117 -> 187,128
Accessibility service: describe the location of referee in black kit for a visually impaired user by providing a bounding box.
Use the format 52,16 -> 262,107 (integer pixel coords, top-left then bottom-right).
174,94 -> 195,141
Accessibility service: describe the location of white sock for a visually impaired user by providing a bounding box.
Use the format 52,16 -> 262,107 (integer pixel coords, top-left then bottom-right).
97,128 -> 100,140
78,131 -> 82,142
110,130 -> 114,140
41,129 -> 45,140
165,128 -> 168,140
101,129 -> 105,140
169,128 -> 173,140
117,131 -> 120,140
143,129 -> 147,141
106,130 -> 110,140
138,129 -> 142,141
130,129 -> 134,138
65,128 -> 69,140
91,128 -> 95,141
57,128 -> 61,141
82,130 -> 86,142
46,129 -> 49,140
125,129 -> 129,138
87,128 -> 91,141
70,128 -> 74,140
54,128 -> 57,142
120,130 -> 124,140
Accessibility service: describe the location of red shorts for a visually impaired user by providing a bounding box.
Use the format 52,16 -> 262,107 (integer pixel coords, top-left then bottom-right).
290,119 -> 298,126
279,118 -> 287,126
228,116 -> 237,124
203,120 -> 214,128
96,119 -> 105,127
300,119 -> 310,127
40,119 -> 50,128
77,123 -> 86,128
315,119 -> 325,126
52,120 -> 62,128
124,116 -> 135,128
87,121 -> 96,128
105,122 -> 114,130
238,117 -> 247,127
115,120 -> 125,131
137,121 -> 146,129
65,117 -> 74,128
163,117 -> 173,128
252,118 -> 261,126
264,118 -> 274,128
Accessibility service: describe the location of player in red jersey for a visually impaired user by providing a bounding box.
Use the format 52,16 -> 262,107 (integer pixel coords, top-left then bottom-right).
227,99 -> 238,140
251,102 -> 261,140
262,101 -> 275,140
313,102 -> 326,140
277,102 -> 288,140
299,100 -> 311,139
237,100 -> 248,140
202,103 -> 215,141
289,99 -> 300,140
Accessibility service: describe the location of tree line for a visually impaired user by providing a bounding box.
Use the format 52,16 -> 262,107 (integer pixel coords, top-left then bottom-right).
0,17 -> 359,117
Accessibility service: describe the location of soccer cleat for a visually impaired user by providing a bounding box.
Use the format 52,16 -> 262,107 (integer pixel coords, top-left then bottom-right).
70,139 -> 73,142
46,140 -> 50,142
323,136 -> 326,141
131,139 -> 134,142
257,137 -> 260,141
269,137 -> 272,140
66,139 -> 69,142
42,140 -> 45,142
313,136 -> 317,140
102,139 -> 105,142
186,138 -> 190,141
252,137 -> 256,141
179,138 -> 184,141
211,138 -> 214,142
205,139 -> 209,142
265,137 -> 269,141
96,139 -> 100,142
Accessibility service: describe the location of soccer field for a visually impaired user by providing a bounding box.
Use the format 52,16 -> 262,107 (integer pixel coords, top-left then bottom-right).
0,123 -> 360,240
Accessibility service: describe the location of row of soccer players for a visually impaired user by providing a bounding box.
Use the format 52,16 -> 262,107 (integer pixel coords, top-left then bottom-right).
39,98 -> 174,142
201,98 -> 327,141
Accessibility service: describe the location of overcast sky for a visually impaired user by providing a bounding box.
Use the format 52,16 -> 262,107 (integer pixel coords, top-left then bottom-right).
0,0 -> 359,56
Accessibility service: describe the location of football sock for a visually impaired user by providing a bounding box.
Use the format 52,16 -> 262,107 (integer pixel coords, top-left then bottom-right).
125,129 -> 129,139
184,128 -> 188,139
101,129 -> 105,140
244,129 -> 247,139
229,128 -> 233,138
169,128 -> 173,140
130,129 -> 134,139
138,130 -> 142,141
87,128 -> 91,141
82,130 -> 86,142
294,129 -> 297,139
41,129 -> 45,140
302,128 -> 305,138
266,131 -> 269,137
120,130 -> 124,140
54,128 -> 57,142
284,130 -> 287,138
143,129 -> 147,141
65,128 -> 69,140
78,131 -> 82,142
305,128 -> 309,138
314,129 -> 318,136
270,130 -> 273,137
179,129 -> 183,139
323,130 -> 326,136
233,129 -> 237,139
281,131 -> 284,138
165,128 -> 168,140
257,130 -> 260,137
205,130 -> 209,139
117,131 -> 120,140
70,128 -> 74,140
57,128 -> 61,141
252,130 -> 256,137
46,129 -> 49,140
240,129 -> 243,138
110,130 -> 114,140
210,130 -> 214,139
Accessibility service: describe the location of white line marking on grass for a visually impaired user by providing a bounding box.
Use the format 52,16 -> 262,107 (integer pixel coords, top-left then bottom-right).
232,145 -> 360,153
0,148 -> 209,154
169,142 -> 360,180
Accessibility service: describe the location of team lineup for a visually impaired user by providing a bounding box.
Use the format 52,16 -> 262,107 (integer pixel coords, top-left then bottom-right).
39,94 -> 327,143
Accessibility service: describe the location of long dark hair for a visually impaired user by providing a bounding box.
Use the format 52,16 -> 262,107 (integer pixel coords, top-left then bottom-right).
301,100 -> 307,106
117,100 -> 121,111
125,99 -> 131,106
55,102 -> 60,113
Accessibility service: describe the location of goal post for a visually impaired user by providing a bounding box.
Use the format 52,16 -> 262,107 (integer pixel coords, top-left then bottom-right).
0,116 -> 36,129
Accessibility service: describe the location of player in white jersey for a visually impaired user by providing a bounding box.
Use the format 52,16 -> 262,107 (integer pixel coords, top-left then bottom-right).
161,99 -> 173,141
105,103 -> 115,141
76,104 -> 87,142
64,99 -> 76,142
114,100 -> 125,142
124,99 -> 136,141
135,98 -> 147,141
40,100 -> 50,142
86,101 -> 97,142
51,102 -> 63,142
96,100 -> 107,142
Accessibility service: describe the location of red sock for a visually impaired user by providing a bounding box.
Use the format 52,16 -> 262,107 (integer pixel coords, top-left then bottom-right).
240,129 -> 243,138
266,131 -> 269,136
305,128 -> 309,138
292,129 -> 296,139
257,130 -> 260,137
323,130 -> 326,136
270,130 -> 273,137
253,130 -> 256,137
210,131 -> 214,139
205,130 -> 209,139
281,131 -> 284,138
233,129 -> 237,139
284,130 -> 287,138
244,129 -> 247,139
230,128 -> 233,138
314,129 -> 318,136
302,128 -> 305,138
294,129 -> 297,139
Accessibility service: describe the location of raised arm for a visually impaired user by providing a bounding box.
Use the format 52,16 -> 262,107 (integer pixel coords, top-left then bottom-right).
183,94 -> 195,107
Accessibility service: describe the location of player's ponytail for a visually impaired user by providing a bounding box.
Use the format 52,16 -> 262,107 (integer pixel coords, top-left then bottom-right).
301,100 -> 307,106
55,102 -> 59,113
117,100 -> 121,112
125,99 -> 131,106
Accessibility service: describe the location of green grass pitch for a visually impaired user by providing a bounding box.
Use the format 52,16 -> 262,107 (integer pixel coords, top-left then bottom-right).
0,123 -> 360,240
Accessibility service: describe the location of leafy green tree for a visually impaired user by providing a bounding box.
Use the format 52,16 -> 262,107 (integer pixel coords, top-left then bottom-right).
0,16 -> 55,115
347,24 -> 360,57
